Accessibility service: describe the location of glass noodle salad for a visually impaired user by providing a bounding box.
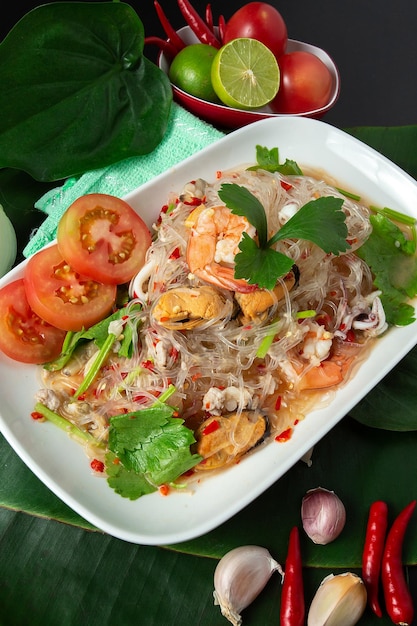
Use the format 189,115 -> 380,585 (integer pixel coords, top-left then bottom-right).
33,146 -> 417,500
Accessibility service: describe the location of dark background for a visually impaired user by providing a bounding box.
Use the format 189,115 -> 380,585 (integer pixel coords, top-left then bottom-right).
2,0 -> 417,129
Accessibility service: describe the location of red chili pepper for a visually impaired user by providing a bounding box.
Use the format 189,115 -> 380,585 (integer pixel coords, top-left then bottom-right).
182,195 -> 203,206
202,419 -> 219,435
153,1 -> 185,52
275,427 -> 292,443
218,15 -> 226,45
362,500 -> 388,618
205,3 -> 214,32
141,359 -> 155,371
90,459 -> 105,473
144,36 -> 178,62
158,484 -> 170,496
345,329 -> 356,342
177,0 -> 220,48
31,411 -> 44,421
382,500 -> 416,626
169,246 -> 181,260
280,526 -> 305,626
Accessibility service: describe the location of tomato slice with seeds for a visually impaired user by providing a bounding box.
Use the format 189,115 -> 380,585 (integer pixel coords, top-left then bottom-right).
24,244 -> 117,332
0,279 -> 66,364
57,193 -> 152,285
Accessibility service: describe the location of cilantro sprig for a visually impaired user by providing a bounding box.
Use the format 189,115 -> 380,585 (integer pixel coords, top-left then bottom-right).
357,213 -> 417,326
248,144 -> 303,175
106,386 -> 202,500
218,183 -> 350,290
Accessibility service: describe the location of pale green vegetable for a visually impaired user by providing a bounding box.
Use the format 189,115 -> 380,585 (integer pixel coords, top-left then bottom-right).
0,204 -> 17,277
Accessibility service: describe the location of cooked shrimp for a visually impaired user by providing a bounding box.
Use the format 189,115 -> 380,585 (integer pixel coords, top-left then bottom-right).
277,321 -> 360,391
297,340 -> 362,390
186,204 -> 257,293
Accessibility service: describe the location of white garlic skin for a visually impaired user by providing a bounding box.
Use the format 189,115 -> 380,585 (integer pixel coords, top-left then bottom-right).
307,572 -> 367,626
213,545 -> 283,626
301,487 -> 346,545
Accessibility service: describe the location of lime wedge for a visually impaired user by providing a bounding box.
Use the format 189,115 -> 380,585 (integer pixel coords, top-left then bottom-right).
211,38 -> 280,110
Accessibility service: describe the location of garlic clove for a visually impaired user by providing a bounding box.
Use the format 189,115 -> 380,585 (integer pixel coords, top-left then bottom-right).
213,545 -> 283,626
301,487 -> 346,545
307,572 -> 367,626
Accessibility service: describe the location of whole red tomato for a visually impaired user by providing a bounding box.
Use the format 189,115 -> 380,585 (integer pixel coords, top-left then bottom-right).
223,2 -> 288,60
271,51 -> 333,114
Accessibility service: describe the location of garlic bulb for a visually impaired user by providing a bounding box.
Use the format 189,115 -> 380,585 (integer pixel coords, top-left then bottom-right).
0,205 -> 17,277
301,487 -> 346,544
213,545 -> 283,626
307,572 -> 367,626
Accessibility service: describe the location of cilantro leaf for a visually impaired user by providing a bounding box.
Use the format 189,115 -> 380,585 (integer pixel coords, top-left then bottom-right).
269,196 -> 350,255
248,145 -> 303,175
357,213 -> 417,326
106,403 -> 202,500
234,233 -> 294,289
218,183 -> 268,246
106,451 -> 156,500
219,181 -> 350,289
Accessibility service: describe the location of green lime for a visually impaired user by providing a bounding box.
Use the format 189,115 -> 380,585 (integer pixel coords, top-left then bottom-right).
168,43 -> 219,103
211,38 -> 280,110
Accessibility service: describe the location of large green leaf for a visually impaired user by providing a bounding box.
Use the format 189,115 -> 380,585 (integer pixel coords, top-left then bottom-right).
2,507 -> 390,626
350,345 -> 417,430
346,125 -> 417,180
0,2 -> 172,181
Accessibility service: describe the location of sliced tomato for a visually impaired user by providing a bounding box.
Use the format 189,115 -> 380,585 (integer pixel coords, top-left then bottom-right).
24,244 -> 117,332
0,279 -> 66,364
57,193 -> 152,285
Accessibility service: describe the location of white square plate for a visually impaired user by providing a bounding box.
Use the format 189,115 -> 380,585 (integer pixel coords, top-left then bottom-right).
1,117 -> 417,545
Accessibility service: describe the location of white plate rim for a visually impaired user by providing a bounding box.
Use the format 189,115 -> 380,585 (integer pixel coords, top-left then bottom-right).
1,116 -> 417,545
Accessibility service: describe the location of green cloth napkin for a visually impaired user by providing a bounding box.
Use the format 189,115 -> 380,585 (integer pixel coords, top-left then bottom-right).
23,103 -> 225,258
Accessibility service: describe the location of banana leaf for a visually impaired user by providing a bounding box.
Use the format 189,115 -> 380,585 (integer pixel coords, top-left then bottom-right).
1,504 -> 407,626
1,124 -> 417,625
350,344 -> 417,430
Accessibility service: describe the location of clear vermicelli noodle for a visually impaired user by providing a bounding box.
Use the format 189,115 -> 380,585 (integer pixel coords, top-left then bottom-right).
35,163 -> 392,493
